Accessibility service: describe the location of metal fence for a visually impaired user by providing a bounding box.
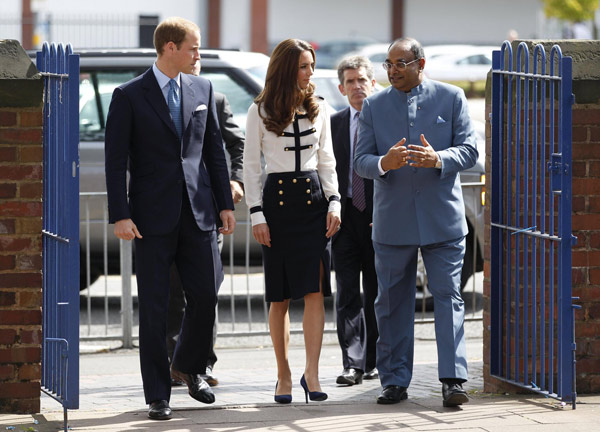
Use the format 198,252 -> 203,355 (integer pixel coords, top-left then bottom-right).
79,186 -> 484,347
0,13 -> 157,49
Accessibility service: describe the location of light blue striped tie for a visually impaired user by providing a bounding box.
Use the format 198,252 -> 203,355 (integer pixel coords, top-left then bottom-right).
168,78 -> 182,139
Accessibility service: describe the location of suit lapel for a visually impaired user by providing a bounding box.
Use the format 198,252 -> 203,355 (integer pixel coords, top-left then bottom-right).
181,74 -> 196,139
141,69 -> 179,138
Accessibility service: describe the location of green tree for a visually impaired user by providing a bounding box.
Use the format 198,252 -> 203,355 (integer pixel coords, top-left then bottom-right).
542,0 -> 599,38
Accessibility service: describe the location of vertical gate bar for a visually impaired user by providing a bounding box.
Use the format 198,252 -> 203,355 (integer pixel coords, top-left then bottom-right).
514,42 -> 527,381
514,43 -> 525,383
66,45 -> 80,408
49,42 -> 58,394
57,43 -> 65,399
505,43 -> 514,380
557,50 -> 574,404
531,45 -> 545,388
548,53 -> 556,396
540,50 -> 547,392
38,45 -> 48,390
553,47 -> 564,399
522,44 -> 531,386
490,48 -> 503,376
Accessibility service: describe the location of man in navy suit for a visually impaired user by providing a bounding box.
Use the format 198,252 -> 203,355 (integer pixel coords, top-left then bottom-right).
354,37 -> 478,407
331,56 -> 378,386
105,17 -> 235,420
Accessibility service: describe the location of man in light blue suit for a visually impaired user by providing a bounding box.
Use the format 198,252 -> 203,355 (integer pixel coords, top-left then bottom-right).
354,37 -> 478,407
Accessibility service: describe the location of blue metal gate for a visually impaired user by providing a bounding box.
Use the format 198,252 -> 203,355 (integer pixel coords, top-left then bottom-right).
490,41 -> 578,407
38,42 -> 80,426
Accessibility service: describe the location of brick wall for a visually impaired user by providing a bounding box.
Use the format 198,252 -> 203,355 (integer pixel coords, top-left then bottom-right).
483,40 -> 600,396
571,105 -> 600,393
0,40 -> 43,413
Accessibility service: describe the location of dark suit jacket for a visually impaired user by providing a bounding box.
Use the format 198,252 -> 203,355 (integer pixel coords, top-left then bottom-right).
331,107 -> 374,222
105,68 -> 234,235
214,92 -> 244,185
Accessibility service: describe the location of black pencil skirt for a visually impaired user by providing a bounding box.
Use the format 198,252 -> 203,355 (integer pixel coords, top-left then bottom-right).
261,170 -> 332,302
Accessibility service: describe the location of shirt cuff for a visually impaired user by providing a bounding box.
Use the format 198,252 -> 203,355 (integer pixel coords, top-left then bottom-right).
328,199 -> 341,213
435,152 -> 443,169
250,211 -> 267,226
378,156 -> 388,176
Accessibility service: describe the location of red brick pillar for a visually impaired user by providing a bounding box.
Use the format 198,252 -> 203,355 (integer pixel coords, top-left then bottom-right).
572,102 -> 600,393
483,40 -> 600,395
0,40 -> 44,413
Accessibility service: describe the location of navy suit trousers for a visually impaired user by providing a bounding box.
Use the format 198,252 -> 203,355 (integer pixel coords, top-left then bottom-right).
135,192 -> 221,404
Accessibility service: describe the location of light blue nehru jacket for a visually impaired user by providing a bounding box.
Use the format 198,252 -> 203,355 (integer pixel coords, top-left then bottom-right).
354,79 -> 478,246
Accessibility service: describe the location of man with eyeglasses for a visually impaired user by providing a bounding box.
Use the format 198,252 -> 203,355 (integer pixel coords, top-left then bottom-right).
354,37 -> 478,407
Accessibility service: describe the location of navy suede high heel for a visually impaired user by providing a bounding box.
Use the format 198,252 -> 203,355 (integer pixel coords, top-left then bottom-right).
300,374 -> 327,403
274,381 -> 292,404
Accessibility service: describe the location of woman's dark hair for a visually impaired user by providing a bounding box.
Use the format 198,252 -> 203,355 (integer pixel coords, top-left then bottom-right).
255,38 -> 319,135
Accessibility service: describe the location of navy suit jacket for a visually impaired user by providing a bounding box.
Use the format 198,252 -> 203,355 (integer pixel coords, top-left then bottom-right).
105,68 -> 234,236
330,106 -> 373,222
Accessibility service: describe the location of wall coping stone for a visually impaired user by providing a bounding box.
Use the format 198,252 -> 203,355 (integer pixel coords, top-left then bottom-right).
0,39 -> 42,108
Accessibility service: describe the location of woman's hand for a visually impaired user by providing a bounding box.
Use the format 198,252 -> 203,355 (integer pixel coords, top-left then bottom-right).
325,211 -> 341,238
252,223 -> 271,247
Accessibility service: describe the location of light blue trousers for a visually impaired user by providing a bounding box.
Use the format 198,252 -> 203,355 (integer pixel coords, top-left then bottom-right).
373,236 -> 468,388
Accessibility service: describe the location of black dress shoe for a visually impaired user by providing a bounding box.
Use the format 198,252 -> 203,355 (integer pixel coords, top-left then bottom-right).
171,368 -> 215,404
148,400 -> 172,420
200,365 -> 219,387
336,368 -> 364,385
442,380 -> 469,407
363,368 -> 379,380
376,385 -> 408,404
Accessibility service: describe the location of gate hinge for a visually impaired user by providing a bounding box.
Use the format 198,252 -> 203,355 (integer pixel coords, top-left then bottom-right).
571,235 -> 578,246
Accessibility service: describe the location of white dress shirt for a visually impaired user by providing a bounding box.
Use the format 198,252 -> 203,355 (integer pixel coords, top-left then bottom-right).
244,100 -> 341,226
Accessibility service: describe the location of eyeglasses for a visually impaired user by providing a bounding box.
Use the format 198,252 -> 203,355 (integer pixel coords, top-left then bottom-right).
382,58 -> 420,71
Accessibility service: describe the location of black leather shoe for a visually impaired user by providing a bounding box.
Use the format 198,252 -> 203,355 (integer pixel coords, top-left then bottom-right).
148,400 -> 172,420
376,385 -> 408,404
336,368 -> 364,386
442,380 -> 469,407
363,368 -> 379,380
171,368 -> 215,404
200,365 -> 219,387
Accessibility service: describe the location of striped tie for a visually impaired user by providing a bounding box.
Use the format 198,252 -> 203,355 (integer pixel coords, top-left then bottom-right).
352,112 -> 366,212
168,79 -> 182,139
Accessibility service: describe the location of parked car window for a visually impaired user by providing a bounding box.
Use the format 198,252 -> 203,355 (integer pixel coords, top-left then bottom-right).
457,55 -> 491,66
201,71 -> 256,130
79,71 -> 137,141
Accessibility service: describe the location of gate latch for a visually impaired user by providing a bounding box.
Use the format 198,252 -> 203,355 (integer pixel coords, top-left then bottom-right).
547,153 -> 563,192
